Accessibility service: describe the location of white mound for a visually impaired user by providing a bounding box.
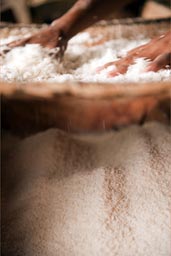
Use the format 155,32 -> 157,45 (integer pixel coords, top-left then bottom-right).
0,32 -> 171,83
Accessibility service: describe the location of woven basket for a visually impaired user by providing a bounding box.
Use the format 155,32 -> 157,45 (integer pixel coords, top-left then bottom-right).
0,18 -> 171,136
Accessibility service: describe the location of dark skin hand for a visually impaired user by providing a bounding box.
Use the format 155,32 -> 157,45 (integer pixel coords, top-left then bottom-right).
97,31 -> 171,75
3,0 -> 171,74
5,0 -> 134,52
7,25 -> 68,58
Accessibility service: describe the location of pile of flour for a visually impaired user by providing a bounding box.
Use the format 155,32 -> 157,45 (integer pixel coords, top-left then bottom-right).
0,32 -> 170,83
2,122 -> 171,256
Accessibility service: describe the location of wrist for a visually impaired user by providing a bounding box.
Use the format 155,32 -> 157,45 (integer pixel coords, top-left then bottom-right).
51,0 -> 97,40
51,18 -> 70,39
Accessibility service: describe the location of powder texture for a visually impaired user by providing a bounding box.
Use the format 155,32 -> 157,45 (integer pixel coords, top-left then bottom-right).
2,122 -> 171,255
0,32 -> 171,83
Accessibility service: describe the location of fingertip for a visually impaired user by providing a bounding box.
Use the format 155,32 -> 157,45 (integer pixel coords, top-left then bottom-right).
107,70 -> 120,77
146,53 -> 171,72
145,63 -> 160,72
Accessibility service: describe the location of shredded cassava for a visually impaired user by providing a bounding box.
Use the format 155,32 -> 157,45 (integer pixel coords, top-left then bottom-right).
0,32 -> 171,83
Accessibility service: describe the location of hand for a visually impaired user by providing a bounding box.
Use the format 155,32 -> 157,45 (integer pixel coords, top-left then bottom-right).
3,22 -> 68,59
97,31 -> 171,76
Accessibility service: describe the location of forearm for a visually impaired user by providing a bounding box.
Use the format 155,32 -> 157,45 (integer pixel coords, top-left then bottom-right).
52,0 -> 134,39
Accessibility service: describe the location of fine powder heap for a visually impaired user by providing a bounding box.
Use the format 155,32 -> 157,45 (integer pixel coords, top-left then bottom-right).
2,122 -> 171,255
0,32 -> 171,84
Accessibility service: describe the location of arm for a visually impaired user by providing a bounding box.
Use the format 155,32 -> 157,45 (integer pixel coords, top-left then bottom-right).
52,0 -> 134,39
7,0 -> 134,50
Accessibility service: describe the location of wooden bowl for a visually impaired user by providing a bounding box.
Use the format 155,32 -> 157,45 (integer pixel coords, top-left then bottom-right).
0,18 -> 171,136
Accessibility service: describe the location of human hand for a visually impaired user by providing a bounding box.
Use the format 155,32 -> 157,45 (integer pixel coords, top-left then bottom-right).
97,31 -> 171,76
1,23 -> 68,59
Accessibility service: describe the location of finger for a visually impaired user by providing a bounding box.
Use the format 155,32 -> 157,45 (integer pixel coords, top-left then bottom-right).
107,70 -> 120,77
7,38 -> 29,48
0,47 -> 10,56
96,61 -> 117,73
108,63 -> 128,77
55,47 -> 65,62
0,38 -> 29,56
146,52 -> 171,72
55,39 -> 67,61
108,56 -> 134,77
